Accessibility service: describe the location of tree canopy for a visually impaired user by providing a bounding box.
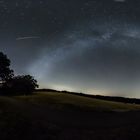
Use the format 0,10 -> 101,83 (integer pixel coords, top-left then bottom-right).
9,75 -> 39,94
0,52 -> 14,82
0,51 -> 39,95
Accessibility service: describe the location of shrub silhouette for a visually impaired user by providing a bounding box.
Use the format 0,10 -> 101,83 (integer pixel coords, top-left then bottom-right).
8,75 -> 39,95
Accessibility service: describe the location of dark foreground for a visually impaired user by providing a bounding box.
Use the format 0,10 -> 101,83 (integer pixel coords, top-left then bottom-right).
0,92 -> 140,140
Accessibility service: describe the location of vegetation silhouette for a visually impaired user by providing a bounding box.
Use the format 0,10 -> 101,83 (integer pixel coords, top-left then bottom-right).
6,75 -> 38,95
0,52 -> 14,83
0,52 -> 38,95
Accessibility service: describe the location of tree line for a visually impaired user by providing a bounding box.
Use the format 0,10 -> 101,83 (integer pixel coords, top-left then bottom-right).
0,52 -> 38,95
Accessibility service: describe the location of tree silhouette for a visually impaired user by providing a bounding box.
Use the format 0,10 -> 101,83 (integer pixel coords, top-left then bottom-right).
0,52 -> 14,84
0,51 -> 39,95
9,75 -> 39,95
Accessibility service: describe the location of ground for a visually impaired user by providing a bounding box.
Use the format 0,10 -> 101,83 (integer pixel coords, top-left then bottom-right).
0,91 -> 140,140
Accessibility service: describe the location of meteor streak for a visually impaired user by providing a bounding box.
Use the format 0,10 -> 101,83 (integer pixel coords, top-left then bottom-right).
16,36 -> 40,41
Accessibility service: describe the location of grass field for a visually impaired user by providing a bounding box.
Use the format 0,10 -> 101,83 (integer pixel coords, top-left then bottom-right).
0,91 -> 140,140
16,92 -> 140,112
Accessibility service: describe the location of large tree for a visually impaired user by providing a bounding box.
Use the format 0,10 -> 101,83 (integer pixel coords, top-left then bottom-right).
0,52 -> 14,83
0,52 -> 39,95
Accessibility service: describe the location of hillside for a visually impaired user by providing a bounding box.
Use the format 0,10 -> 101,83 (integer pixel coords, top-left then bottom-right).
17,91 -> 140,112
0,91 -> 140,140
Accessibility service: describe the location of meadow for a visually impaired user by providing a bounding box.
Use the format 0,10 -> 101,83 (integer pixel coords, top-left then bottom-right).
0,91 -> 140,140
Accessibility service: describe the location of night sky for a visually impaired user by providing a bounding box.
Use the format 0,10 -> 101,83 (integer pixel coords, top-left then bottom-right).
1,0 -> 140,97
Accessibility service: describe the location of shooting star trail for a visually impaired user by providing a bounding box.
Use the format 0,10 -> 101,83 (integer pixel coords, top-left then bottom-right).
16,36 -> 41,41
114,0 -> 125,2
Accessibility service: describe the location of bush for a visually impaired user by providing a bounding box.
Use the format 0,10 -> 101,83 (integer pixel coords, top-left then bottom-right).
7,75 -> 39,95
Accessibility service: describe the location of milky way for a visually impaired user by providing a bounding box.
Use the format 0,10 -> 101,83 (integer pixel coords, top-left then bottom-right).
0,0 -> 140,97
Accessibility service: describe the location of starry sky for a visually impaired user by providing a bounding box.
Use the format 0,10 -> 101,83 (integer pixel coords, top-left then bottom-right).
1,0 -> 140,97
